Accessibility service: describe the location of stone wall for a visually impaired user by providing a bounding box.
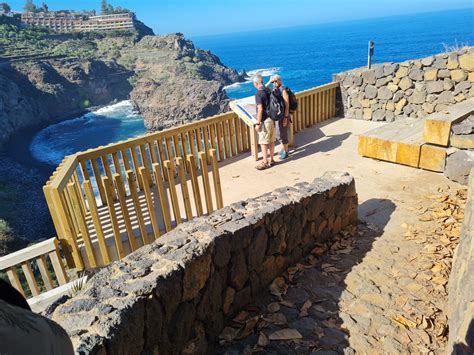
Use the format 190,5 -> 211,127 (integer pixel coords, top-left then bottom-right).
333,47 -> 474,121
448,168 -> 474,353
51,172 -> 357,354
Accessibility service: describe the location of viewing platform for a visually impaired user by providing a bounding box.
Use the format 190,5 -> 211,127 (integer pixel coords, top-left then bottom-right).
1,80 -> 468,312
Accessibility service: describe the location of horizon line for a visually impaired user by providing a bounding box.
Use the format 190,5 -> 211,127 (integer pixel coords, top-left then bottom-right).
188,7 -> 471,39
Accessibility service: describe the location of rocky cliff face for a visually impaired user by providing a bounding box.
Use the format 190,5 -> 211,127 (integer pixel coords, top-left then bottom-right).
129,34 -> 243,129
0,58 -> 132,148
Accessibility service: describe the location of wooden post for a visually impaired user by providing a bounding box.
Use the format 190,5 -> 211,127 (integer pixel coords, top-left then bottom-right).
152,163 -> 172,232
101,155 -> 116,200
83,180 -> 111,265
176,157 -> 193,220
198,152 -> 213,214
250,127 -> 259,161
21,262 -> 40,296
36,255 -> 54,290
139,167 -> 161,240
49,239 -> 68,285
130,146 -> 144,190
126,170 -> 148,245
209,149 -> 224,209
7,267 -> 25,297
139,144 -> 153,185
186,155 -> 204,217
164,160 -> 182,225
51,188 -> 84,271
102,176 -> 125,260
216,122 -> 224,161
67,182 -> 98,268
114,173 -> 139,251
90,158 -> 107,205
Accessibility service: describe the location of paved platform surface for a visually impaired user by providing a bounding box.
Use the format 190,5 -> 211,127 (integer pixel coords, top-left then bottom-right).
216,117 -> 465,353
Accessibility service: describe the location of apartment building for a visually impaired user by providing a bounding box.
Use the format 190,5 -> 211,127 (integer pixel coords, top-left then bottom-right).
20,12 -> 135,32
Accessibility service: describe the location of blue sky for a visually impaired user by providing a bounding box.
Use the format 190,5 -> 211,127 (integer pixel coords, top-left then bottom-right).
7,0 -> 473,36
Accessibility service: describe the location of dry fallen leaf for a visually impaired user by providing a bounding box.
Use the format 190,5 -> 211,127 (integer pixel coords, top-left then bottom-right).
263,313 -> 287,325
267,302 -> 280,313
299,300 -> 312,317
257,332 -> 269,347
268,328 -> 303,341
269,277 -> 288,298
392,315 -> 417,329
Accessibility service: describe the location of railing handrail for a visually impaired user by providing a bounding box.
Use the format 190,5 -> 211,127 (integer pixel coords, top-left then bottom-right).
75,111 -> 235,162
296,82 -> 339,98
0,238 -> 58,270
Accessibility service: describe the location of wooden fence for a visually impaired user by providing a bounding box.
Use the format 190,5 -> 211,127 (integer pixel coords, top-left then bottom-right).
42,112 -> 244,270
41,81 -> 339,272
0,238 -> 68,299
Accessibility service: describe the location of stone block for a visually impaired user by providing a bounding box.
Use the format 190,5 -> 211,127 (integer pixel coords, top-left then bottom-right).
459,53 -> 474,71
372,109 -> 386,121
377,86 -> 393,100
433,58 -> 448,69
386,101 -> 395,111
229,252 -> 248,290
383,63 -> 398,76
424,68 -> 438,81
409,67 -> 424,81
421,56 -> 434,66
426,80 -> 444,94
469,72 -> 474,82
444,79 -> 454,91
451,69 -> 467,82
396,66 -> 409,78
422,102 -> 435,114
437,91 -> 455,104
453,81 -> 471,95
444,150 -> 474,185
398,77 -> 413,90
365,85 -> 377,99
374,65 -> 385,79
395,98 -> 407,111
387,82 -> 398,92
408,89 -> 426,104
447,52 -> 459,69
438,69 -> 451,78
363,109 -> 372,120
393,91 -> 404,102
362,70 -> 376,84
182,253 -> 212,302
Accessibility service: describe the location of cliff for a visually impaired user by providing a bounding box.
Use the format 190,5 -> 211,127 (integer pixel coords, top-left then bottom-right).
0,24 -> 243,147
0,58 -> 133,148
128,34 -> 243,129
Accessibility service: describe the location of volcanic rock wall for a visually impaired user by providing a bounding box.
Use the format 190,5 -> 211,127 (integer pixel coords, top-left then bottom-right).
333,47 -> 474,121
51,172 -> 358,354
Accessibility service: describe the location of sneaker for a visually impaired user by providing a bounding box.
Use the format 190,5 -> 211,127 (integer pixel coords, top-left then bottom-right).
279,151 -> 289,160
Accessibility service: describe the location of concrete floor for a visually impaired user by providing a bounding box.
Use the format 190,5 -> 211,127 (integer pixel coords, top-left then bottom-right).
219,117 -> 460,234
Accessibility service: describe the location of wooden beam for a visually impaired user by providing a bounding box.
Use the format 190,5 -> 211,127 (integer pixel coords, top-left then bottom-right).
419,144 -> 447,172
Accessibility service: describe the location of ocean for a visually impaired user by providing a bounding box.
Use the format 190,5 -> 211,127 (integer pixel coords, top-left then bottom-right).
30,9 -> 473,165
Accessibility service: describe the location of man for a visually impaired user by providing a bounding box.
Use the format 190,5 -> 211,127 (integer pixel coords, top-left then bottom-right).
267,75 -> 291,159
253,74 -> 276,169
0,279 -> 74,354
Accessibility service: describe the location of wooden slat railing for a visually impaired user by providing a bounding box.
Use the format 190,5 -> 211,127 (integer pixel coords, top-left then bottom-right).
41,81 -> 338,272
0,238 -> 68,299
43,113 -> 234,271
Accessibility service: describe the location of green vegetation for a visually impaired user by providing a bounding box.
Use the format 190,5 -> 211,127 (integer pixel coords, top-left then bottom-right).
0,21 -> 139,59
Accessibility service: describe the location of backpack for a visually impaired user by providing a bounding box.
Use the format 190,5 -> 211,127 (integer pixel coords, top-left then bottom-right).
266,88 -> 285,121
285,88 -> 298,113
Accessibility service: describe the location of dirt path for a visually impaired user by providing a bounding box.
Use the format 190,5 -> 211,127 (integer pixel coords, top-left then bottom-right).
216,136 -> 467,354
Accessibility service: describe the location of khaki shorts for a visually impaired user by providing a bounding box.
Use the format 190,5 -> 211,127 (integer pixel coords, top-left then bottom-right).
257,118 -> 276,145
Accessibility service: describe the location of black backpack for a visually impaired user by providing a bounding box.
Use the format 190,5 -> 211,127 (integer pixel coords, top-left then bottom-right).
266,88 -> 285,121
286,88 -> 298,113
